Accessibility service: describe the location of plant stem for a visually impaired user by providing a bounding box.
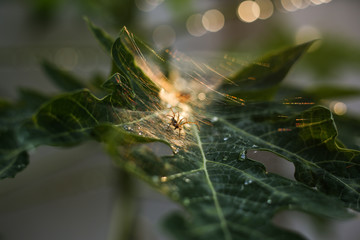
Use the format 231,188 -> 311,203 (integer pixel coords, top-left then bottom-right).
107,168 -> 138,240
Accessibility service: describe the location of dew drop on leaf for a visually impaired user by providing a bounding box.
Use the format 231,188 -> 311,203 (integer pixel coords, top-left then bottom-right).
223,137 -> 229,141
239,151 -> 246,161
267,199 -> 272,205
211,116 -> 218,122
174,148 -> 179,154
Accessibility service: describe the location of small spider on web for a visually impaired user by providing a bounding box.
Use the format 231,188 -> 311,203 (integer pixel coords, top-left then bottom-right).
167,108 -> 199,137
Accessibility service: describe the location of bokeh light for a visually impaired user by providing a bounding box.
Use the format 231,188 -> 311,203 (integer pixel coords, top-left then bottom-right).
152,25 -> 176,48
201,9 -> 225,32
255,0 -> 274,20
237,1 -> 261,23
186,14 -> 207,37
197,92 -> 206,101
281,0 -> 297,12
330,101 -> 347,115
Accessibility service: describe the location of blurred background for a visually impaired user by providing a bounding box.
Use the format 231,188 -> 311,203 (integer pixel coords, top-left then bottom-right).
0,0 -> 360,239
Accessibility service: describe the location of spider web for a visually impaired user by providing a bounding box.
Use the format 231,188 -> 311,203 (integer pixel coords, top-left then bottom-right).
112,28 -> 261,153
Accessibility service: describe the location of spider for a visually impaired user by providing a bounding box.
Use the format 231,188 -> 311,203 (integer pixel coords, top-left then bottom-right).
167,108 -> 199,137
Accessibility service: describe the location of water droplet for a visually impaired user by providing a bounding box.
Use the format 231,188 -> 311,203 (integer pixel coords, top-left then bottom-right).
223,137 -> 229,141
183,198 -> 190,206
211,116 -> 218,122
244,179 -> 253,185
174,148 -> 179,154
138,131 -> 143,135
267,199 -> 272,205
239,151 -> 246,161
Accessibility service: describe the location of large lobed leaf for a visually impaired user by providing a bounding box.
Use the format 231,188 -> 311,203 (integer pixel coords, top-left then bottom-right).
0,21 -> 359,240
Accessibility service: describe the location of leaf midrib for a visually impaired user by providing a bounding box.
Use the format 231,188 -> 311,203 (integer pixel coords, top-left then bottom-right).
193,124 -> 233,240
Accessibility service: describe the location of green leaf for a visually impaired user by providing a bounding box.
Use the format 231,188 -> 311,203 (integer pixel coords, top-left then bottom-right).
0,26 -> 357,240
101,104 -> 352,240
220,41 -> 314,101
42,60 -> 86,91
111,27 -> 160,110
84,16 -> 114,54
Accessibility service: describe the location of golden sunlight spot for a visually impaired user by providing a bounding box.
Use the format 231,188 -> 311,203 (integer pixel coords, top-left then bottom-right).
178,103 -> 191,116
295,25 -> 322,52
186,14 -> 207,37
330,101 -> 347,116
198,92 -> 206,101
202,9 -> 225,32
152,25 -> 176,49
255,0 -> 274,20
280,0 -> 297,12
237,1 -> 260,23
160,88 -> 179,106
135,0 -> 163,12
160,176 -> 168,182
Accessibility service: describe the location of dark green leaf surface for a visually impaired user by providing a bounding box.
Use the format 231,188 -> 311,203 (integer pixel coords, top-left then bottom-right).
102,103 -> 353,240
85,16 -> 114,54
220,41 -> 314,101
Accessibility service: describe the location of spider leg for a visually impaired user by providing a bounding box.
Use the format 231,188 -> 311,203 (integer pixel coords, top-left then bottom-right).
179,121 -> 200,130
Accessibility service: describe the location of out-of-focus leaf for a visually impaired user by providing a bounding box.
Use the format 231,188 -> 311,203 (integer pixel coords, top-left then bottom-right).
219,41 -> 314,101
42,60 -> 86,91
276,85 -> 360,102
85,16 -> 114,54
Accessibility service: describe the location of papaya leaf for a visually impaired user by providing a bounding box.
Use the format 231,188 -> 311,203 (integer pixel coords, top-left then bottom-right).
84,16 -> 114,55
219,41 -> 314,101
0,25 -> 357,240
99,103 -> 353,240
42,60 -> 86,91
